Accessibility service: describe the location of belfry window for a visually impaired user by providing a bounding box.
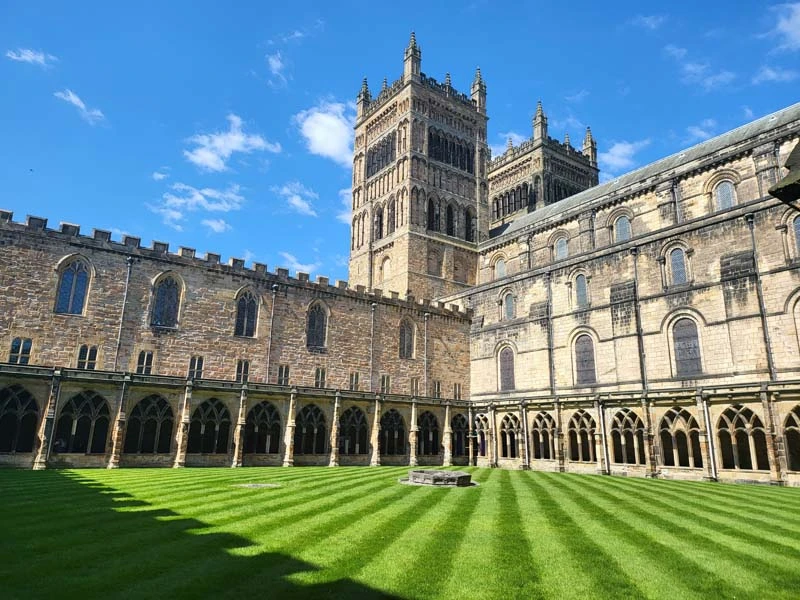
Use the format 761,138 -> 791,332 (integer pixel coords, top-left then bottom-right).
55,259 -> 89,315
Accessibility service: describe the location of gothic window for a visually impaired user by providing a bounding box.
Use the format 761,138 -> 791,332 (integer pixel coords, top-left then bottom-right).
294,404 -> 327,454
431,380 -> 442,398
503,293 -> 515,320
717,405 -> 769,471
399,320 -> 414,359
453,383 -> 462,401
55,259 -> 90,314
136,350 -> 153,375
465,208 -> 476,242
554,237 -> 568,260
386,199 -> 396,235
659,407 -> 703,468
380,409 -> 406,455
380,257 -> 392,284
244,401 -> 281,454
77,344 -> 98,370
0,385 -> 38,453
151,276 -> 180,328
123,395 -> 174,454
277,364 -> 290,386
374,205 -> 384,240
575,335 -> 596,385
187,398 -> 230,454
235,291 -> 257,337
785,406 -> 800,471
188,355 -> 204,380
614,216 -> 632,243
531,412 -> 557,460
427,250 -> 443,276
793,216 -> 800,255
339,407 -> 368,455
427,199 -> 438,231
306,304 -> 327,349
670,248 -> 688,285
494,258 -> 506,280
500,414 -> 520,458
575,274 -> 589,308
715,180 -> 735,210
499,347 -> 515,391
451,413 -> 468,457
8,337 -> 32,365
475,414 -> 489,457
673,318 -> 702,377
446,204 -> 455,236
54,391 -> 110,454
610,409 -> 646,465
568,410 -> 596,463
236,359 -> 249,383
417,411 -> 439,456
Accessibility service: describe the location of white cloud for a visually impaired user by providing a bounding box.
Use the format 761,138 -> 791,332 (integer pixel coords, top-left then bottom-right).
268,20 -> 325,45
54,89 -> 105,124
684,118 -> 717,143
489,131 -> 527,157
565,89 -> 589,103
147,205 -> 185,231
201,218 -> 231,233
278,251 -> 320,274
183,114 -> 280,172
337,188 -> 352,224
752,65 -> 798,84
598,139 -> 651,173
630,15 -> 667,30
272,181 -> 318,217
294,101 -> 355,167
152,170 -> 169,181
266,51 -> 288,87
663,45 -> 735,91
663,44 -> 688,60
164,182 -> 245,213
769,2 -> 800,51
743,105 -> 755,119
5,48 -> 57,67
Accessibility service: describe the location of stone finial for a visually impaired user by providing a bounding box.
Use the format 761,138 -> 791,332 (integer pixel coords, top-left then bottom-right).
535,100 -> 544,117
584,126 -> 593,143
507,137 -> 513,151
408,31 -> 417,49
473,66 -> 482,84
564,132 -> 571,147
381,77 -> 388,92
445,72 -> 452,86
360,77 -> 369,95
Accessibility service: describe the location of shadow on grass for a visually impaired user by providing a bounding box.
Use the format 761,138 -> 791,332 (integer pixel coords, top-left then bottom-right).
0,470 -> 403,600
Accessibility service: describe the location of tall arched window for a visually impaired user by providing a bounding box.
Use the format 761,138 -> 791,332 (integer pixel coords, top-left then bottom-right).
339,407 -> 368,455
670,248 -> 688,285
475,414 -> 489,457
427,199 -> 437,231
451,413 -> 468,457
234,291 -> 258,337
151,276 -> 180,328
715,180 -> 735,210
610,409 -> 646,465
659,407 -> 703,468
575,335 -> 596,385
500,414 -> 519,458
417,411 -> 439,456
446,204 -> 455,236
306,304 -> 327,349
55,259 -> 90,315
0,385 -> 38,453
244,401 -> 281,454
187,398 -> 230,454
575,274 -> 588,308
374,205 -> 384,240
399,320 -> 414,359
503,293 -> 514,320
531,412 -> 556,460
499,347 -> 515,391
123,395 -> 173,454
54,391 -> 109,454
568,410 -> 596,463
673,318 -> 702,377
794,216 -> 800,255
294,404 -> 327,454
717,405 -> 769,471
554,237 -> 568,260
784,406 -> 800,471
380,409 -> 406,456
614,216 -> 632,243
386,199 -> 396,235
465,208 -> 476,242
494,258 -> 506,280
381,257 -> 392,284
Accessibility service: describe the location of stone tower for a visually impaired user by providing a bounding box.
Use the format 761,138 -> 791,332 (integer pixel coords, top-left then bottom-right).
348,33 -> 489,300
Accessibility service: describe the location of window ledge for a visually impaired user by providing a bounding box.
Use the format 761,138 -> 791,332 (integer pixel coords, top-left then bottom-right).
307,346 -> 328,354
151,325 -> 179,332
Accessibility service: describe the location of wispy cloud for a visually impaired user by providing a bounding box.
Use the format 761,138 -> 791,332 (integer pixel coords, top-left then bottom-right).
183,114 -> 280,172
201,218 -> 231,233
489,131 -> 526,157
272,181 -> 318,217
598,139 -> 651,174
336,188 -> 352,224
278,251 -> 320,274
630,15 -> 667,30
743,105 -> 755,119
663,45 -> 735,91
152,169 -> 169,181
266,51 -> 288,87
767,2 -> 800,51
752,65 -> 798,84
663,44 -> 687,60
148,183 -> 245,230
147,205 -> 185,231
565,89 -> 589,103
5,48 -> 57,67
294,101 -> 355,167
684,118 -> 717,143
268,20 -> 325,45
54,89 -> 105,124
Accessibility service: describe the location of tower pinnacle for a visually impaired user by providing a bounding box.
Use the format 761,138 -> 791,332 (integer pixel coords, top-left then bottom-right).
533,100 -> 548,141
403,32 -> 421,80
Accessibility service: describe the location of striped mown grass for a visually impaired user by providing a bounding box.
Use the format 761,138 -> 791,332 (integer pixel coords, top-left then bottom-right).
1,467 -> 799,599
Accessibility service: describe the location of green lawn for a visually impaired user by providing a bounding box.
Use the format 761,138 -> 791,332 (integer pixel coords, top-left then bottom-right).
2,467 -> 800,599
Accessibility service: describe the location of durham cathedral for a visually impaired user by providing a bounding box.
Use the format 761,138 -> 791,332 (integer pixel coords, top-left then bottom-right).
2,35 -> 800,487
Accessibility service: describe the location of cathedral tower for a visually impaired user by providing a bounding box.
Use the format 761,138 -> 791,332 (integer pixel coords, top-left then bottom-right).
348,34 -> 489,299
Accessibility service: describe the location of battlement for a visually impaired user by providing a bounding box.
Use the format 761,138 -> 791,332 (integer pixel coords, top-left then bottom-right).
0,211 -> 472,320
488,135 -> 592,172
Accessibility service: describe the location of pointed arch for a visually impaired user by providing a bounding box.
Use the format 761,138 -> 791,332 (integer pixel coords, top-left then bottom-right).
234,289 -> 258,337
567,409 -> 596,463
244,401 -> 281,454
531,412 -> 556,460
399,318 -> 415,359
306,302 -> 329,349
610,409 -> 646,465
295,404 -> 327,454
124,395 -> 174,454
451,413 -> 468,457
474,413 -> 489,457
785,406 -> 800,471
717,404 -> 769,471
417,411 -> 439,456
55,255 -> 92,315
151,273 -> 182,328
339,407 -> 368,455
187,398 -> 231,454
380,409 -> 406,456
659,407 -> 702,468
54,391 -> 110,454
500,414 -> 520,458
0,385 -> 38,453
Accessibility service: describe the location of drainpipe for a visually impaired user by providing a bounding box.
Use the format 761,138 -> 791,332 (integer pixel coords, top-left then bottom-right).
701,391 -> 718,481
370,302 -> 377,392
424,312 -> 430,396
597,396 -> 611,475
265,284 -> 278,383
745,213 -> 776,381
631,248 -> 649,393
113,256 -> 135,371
545,273 -> 556,396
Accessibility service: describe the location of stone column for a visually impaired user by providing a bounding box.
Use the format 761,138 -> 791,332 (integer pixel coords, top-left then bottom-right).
408,400 -> 418,466
282,389 -> 297,467
467,405 -> 475,466
231,385 -> 248,468
760,389 -> 784,485
520,402 -> 530,470
595,400 -> 609,475
695,391 -> 716,481
370,396 -> 381,466
173,382 -> 192,468
554,400 -> 565,472
107,376 -> 131,469
489,403 -> 498,467
442,402 -> 452,466
641,397 -> 658,477
33,370 -> 62,470
328,391 -> 341,467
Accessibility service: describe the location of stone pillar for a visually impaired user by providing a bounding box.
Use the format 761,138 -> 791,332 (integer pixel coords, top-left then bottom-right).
695,392 -> 716,481
231,385 -> 248,468
408,401 -> 418,466
467,405 -> 475,466
641,397 -> 658,477
107,377 -> 131,469
520,402 -> 530,470
328,391 -> 341,467
282,389 -> 297,467
33,370 -> 62,470
595,400 -> 609,475
489,403 -> 498,467
370,396 -> 381,466
173,382 -> 192,468
554,400 -> 565,472
760,389 -> 784,485
442,402 -> 452,466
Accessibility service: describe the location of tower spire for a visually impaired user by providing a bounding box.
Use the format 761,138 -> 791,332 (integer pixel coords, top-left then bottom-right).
444,72 -> 452,87
471,66 -> 487,113
533,100 -> 548,141
403,32 -> 421,80
356,77 -> 371,119
583,126 -> 597,167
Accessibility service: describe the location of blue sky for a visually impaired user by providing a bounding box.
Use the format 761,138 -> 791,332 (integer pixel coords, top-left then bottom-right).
2,2 -> 798,282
